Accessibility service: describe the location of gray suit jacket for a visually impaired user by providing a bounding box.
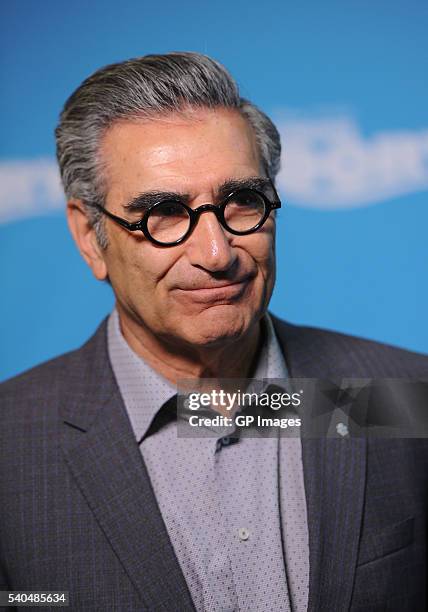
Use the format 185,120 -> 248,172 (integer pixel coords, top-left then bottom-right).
1,316 -> 428,611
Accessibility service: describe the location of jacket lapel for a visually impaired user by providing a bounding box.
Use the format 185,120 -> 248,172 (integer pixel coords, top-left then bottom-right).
300,436 -> 366,611
60,319 -> 195,611
272,316 -> 367,612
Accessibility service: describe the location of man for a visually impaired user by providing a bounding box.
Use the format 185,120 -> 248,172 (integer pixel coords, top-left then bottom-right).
0,53 -> 427,612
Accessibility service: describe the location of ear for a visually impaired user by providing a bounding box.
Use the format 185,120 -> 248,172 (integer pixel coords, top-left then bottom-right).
66,200 -> 108,281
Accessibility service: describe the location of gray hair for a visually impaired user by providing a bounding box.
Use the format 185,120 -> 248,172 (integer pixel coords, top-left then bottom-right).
55,52 -> 281,248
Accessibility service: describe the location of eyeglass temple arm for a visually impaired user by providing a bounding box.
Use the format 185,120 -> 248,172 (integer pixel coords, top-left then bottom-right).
92,203 -> 141,231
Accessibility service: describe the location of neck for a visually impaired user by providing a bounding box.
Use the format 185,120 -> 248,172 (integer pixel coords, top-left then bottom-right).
115,304 -> 263,385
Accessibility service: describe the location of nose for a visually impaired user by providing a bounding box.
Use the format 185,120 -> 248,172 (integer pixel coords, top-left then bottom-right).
185,210 -> 237,273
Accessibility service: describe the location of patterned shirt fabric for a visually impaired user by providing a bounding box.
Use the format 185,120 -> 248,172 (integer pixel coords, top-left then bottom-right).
107,308 -> 309,612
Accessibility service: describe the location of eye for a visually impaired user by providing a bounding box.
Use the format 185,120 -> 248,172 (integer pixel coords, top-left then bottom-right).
226,189 -> 266,212
223,189 -> 267,232
152,200 -> 189,218
147,200 -> 191,243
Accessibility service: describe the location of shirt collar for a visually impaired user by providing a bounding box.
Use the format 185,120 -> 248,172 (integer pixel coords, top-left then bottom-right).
108,307 -> 288,442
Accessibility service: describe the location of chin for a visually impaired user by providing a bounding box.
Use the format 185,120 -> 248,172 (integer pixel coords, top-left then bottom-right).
178,306 -> 255,347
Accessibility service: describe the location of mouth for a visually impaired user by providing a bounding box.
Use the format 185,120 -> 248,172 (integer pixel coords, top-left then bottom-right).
175,278 -> 252,304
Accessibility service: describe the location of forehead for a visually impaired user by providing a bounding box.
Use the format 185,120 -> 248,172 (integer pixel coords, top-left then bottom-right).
99,107 -> 262,201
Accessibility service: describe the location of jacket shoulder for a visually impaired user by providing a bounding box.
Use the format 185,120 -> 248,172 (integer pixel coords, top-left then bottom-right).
0,319 -> 109,420
271,315 -> 428,378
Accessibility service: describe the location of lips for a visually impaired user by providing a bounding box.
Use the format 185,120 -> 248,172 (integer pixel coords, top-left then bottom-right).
174,277 -> 253,304
178,279 -> 250,292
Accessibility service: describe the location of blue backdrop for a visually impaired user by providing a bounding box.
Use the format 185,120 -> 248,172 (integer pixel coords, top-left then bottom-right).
1,0 -> 427,381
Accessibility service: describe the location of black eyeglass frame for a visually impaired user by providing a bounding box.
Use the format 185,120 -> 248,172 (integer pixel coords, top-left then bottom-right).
92,185 -> 282,247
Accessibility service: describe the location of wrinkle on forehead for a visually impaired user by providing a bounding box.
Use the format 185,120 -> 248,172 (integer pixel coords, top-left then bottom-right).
99,107 -> 262,205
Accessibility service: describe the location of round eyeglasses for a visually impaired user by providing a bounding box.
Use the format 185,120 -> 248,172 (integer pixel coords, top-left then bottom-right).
92,186 -> 281,247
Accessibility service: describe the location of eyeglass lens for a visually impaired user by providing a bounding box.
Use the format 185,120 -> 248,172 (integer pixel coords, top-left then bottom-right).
224,189 -> 266,232
146,189 -> 267,244
147,201 -> 192,243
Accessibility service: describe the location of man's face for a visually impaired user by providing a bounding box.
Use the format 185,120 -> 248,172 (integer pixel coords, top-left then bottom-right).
98,107 -> 277,349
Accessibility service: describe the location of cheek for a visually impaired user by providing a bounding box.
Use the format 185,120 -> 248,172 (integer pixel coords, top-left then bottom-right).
106,235 -> 180,296
238,228 -> 276,270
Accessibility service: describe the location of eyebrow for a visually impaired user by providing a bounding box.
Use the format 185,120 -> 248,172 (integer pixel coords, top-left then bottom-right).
123,191 -> 190,212
123,176 -> 273,213
217,177 -> 272,199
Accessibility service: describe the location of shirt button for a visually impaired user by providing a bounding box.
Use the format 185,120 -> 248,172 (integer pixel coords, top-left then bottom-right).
238,527 -> 250,541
